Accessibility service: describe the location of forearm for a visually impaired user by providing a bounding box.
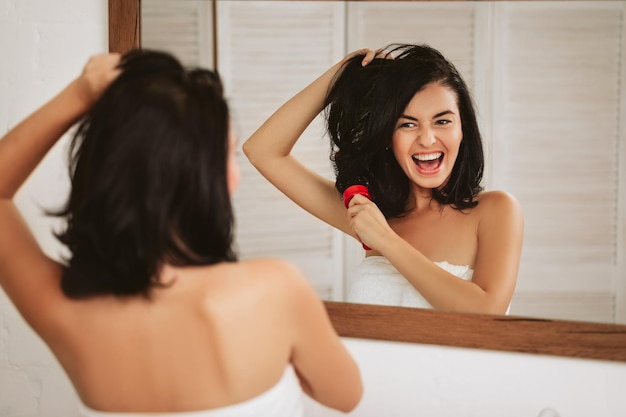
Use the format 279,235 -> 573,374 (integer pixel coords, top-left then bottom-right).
378,234 -> 501,314
243,61 -> 344,164
0,79 -> 89,198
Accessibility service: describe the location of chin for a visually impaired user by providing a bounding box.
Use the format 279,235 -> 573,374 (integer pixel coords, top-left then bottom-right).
412,172 -> 451,190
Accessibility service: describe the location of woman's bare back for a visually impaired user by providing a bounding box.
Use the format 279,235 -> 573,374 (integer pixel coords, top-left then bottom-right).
46,259 -> 306,412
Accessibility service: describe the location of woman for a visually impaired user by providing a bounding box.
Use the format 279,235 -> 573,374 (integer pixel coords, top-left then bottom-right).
243,44 -> 524,314
0,50 -> 361,415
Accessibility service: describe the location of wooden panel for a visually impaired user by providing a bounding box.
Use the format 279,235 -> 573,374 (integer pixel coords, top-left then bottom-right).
326,301 -> 626,362
109,0 -> 140,53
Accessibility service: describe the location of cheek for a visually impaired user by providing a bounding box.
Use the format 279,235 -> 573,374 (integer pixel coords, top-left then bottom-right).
444,127 -> 463,151
447,134 -> 464,168
227,155 -> 240,195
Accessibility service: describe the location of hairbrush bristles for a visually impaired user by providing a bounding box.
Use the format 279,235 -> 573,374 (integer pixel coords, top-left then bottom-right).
336,175 -> 369,194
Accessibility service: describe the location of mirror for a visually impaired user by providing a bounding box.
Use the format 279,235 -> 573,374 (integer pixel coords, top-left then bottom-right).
136,0 -> 626,325
109,0 -> 626,362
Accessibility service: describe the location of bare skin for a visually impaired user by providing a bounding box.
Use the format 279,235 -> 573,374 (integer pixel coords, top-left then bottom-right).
243,49 -> 524,314
0,54 -> 362,412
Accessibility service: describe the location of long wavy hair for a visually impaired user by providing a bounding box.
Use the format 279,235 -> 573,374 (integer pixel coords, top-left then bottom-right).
325,44 -> 484,218
52,49 -> 236,298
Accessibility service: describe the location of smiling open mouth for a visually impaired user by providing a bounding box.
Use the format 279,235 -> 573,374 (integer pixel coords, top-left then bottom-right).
412,152 -> 443,172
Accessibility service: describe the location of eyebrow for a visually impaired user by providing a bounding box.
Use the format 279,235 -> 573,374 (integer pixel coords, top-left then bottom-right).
399,110 -> 455,121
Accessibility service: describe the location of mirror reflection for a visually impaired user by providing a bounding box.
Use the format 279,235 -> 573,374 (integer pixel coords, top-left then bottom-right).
142,0 -> 625,325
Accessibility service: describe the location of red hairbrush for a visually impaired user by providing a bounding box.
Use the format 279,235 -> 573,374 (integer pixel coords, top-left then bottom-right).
343,185 -> 372,250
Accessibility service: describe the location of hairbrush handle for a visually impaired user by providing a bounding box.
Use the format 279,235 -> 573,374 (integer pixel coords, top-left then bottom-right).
343,185 -> 372,250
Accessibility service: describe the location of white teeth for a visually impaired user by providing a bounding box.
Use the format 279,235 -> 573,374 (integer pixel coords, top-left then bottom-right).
413,152 -> 442,161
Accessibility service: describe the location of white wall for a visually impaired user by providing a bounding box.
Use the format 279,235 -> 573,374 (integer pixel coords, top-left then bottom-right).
306,338 -> 626,417
2,1 -> 626,417
0,0 -> 107,415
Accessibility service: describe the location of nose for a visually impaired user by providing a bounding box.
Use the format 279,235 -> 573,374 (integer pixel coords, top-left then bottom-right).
417,125 -> 436,147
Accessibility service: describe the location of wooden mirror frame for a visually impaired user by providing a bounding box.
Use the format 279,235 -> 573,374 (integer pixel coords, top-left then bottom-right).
108,0 -> 626,363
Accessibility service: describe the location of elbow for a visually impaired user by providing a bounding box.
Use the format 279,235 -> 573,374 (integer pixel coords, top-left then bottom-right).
324,391 -> 361,414
242,138 -> 286,171
331,376 -> 363,413
468,300 -> 510,316
312,374 -> 363,413
241,138 -> 269,169
476,299 -> 511,316
241,140 -> 255,163
481,306 -> 508,316
445,298 -> 509,316
301,379 -> 362,413
338,387 -> 363,413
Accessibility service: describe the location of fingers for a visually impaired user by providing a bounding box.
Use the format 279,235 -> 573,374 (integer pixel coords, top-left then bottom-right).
346,195 -> 378,230
342,47 -> 391,68
346,193 -> 370,210
361,48 -> 392,66
346,200 -> 376,250
86,53 -> 122,85
78,53 -> 122,105
360,48 -> 378,66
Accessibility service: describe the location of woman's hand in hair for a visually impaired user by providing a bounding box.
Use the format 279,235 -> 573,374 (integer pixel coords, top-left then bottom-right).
341,47 -> 393,67
74,53 -> 122,107
341,48 -> 379,67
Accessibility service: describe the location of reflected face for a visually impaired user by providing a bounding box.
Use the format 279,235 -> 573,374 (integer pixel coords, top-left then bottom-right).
391,83 -> 462,192
227,124 -> 240,195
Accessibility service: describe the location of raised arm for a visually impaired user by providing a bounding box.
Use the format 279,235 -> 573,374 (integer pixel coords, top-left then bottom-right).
242,50 -> 377,238
0,54 -> 120,329
0,54 -> 120,199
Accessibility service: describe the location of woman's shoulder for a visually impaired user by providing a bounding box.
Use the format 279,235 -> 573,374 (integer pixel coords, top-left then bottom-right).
474,190 -> 524,225
193,259 -> 321,336
476,190 -> 522,212
199,258 -> 317,304
231,257 -> 308,284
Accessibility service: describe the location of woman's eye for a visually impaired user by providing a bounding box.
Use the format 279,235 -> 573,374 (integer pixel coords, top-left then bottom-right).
435,119 -> 452,126
399,122 -> 416,129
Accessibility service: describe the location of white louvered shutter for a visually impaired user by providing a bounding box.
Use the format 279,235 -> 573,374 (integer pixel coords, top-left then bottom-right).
217,1 -> 346,299
346,1 -> 478,85
490,1 -> 624,322
141,0 -> 213,68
